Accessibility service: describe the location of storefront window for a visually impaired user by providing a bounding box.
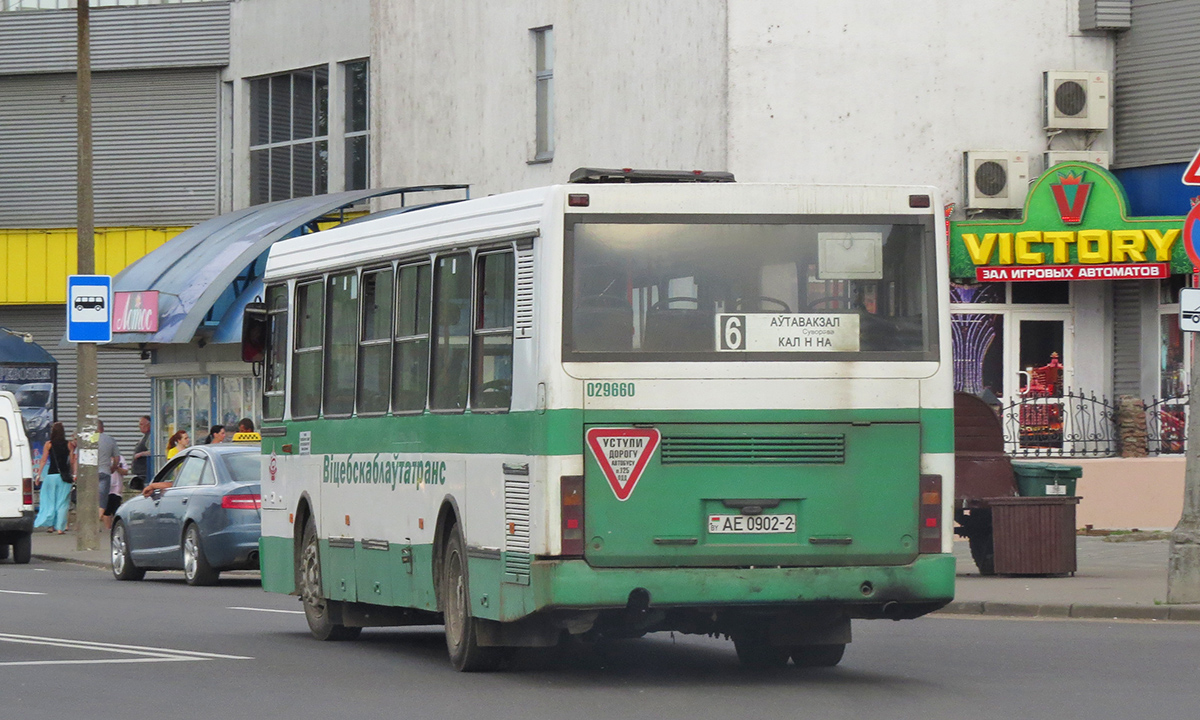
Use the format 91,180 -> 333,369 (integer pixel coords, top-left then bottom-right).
194,377 -> 211,436
951,313 -> 1004,397
159,379 -> 175,439
175,378 -> 193,441
159,375 -> 261,454
1160,314 -> 1186,398
950,282 -> 1003,304
1160,275 -> 1187,305
1011,281 -> 1069,304
217,376 -> 260,430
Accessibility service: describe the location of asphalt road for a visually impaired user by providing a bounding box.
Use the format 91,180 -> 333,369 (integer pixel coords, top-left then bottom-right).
2,557 -> 1198,720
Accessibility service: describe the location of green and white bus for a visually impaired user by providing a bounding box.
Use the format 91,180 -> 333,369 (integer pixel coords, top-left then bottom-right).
245,169 -> 955,671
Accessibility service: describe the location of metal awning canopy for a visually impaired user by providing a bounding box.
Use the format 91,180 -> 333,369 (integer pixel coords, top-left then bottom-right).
0,329 -> 56,365
109,186 -> 467,346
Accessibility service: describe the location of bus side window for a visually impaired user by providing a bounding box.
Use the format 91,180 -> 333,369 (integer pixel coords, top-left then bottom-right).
393,262 -> 431,412
358,267 -> 394,415
263,284 -> 288,420
292,279 -> 325,418
471,250 -> 514,411
323,271 -> 359,417
431,254 -> 472,411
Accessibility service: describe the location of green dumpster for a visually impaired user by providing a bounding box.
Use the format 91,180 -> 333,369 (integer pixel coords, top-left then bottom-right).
1011,461 -> 1082,497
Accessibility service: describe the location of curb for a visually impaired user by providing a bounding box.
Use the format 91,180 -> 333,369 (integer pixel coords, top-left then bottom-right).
32,553 -> 110,570
936,600 -> 1200,622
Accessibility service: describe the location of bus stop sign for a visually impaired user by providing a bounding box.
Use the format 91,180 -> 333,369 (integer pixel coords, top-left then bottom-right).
67,274 -> 112,343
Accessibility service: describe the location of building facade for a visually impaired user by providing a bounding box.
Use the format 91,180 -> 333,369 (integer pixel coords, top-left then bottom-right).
0,0 -> 373,461
0,0 -> 229,453
368,0 -> 1199,526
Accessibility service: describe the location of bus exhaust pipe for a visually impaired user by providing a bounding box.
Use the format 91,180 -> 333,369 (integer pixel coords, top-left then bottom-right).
881,601 -> 900,619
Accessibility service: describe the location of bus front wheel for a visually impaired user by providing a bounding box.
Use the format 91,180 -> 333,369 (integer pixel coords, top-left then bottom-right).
441,524 -> 504,672
299,516 -> 361,641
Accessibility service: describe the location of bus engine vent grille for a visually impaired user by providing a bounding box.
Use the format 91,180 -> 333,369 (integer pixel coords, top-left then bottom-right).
514,239 -> 535,339
503,470 -> 532,584
660,435 -> 846,464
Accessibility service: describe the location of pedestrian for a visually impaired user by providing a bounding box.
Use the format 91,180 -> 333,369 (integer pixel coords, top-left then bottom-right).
129,414 -> 151,491
166,430 -> 189,460
103,456 -> 126,530
32,422 -> 74,534
237,418 -> 254,433
96,420 -> 120,529
204,424 -> 226,445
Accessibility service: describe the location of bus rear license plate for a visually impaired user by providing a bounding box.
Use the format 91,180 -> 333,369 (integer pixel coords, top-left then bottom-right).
708,514 -> 796,534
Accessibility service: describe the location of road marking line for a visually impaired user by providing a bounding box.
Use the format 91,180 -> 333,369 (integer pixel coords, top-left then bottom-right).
0,633 -> 252,665
0,633 -> 251,659
227,606 -> 304,615
0,657 -> 201,667
0,590 -> 46,596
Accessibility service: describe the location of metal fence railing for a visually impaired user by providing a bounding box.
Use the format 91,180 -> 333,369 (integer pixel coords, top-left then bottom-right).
1146,396 -> 1188,456
998,389 -> 1119,458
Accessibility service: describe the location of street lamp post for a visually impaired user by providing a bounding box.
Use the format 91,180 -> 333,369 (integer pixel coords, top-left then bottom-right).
1168,281 -> 1200,602
75,1 -> 100,551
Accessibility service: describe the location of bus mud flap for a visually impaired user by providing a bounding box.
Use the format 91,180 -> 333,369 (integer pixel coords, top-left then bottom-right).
475,615 -> 561,647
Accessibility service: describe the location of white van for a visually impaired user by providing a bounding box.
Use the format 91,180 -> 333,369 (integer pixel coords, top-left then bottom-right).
0,390 -> 34,563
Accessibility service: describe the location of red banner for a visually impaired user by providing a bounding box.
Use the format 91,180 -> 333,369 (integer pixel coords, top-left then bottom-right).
975,263 -> 1169,282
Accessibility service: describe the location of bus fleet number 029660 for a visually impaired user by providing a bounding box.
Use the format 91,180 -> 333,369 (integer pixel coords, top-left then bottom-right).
585,381 -> 636,398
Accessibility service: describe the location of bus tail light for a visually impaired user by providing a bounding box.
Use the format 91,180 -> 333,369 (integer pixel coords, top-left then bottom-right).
919,474 -> 942,553
222,494 -> 262,510
22,477 -> 33,508
561,475 -> 585,557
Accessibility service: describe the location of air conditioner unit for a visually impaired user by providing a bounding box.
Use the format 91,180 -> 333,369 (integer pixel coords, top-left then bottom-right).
964,151 -> 1030,210
1044,150 -> 1110,169
1044,71 -> 1110,130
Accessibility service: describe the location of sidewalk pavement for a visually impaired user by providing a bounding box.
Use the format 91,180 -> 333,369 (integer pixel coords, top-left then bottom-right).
946,535 -> 1200,622
27,530 -> 1200,622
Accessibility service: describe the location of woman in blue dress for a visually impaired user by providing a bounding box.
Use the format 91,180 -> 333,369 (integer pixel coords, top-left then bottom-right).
33,422 -> 75,534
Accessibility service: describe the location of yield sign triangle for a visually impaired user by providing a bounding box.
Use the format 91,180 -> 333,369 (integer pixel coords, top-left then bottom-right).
586,427 -> 661,501
1183,146 -> 1200,186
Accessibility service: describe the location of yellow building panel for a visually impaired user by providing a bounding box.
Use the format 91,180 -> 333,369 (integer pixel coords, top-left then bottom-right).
124,228 -> 147,259
48,232 -> 72,304
1,227 -> 187,305
26,234 -> 48,303
5,235 -> 28,303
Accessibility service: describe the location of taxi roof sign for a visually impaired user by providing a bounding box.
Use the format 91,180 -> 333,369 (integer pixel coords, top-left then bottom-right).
232,432 -> 261,443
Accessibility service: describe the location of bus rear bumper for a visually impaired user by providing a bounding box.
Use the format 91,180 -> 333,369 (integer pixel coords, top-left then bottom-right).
531,554 -> 955,616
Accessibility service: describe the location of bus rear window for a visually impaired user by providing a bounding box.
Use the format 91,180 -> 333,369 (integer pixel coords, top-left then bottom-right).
565,218 -> 935,361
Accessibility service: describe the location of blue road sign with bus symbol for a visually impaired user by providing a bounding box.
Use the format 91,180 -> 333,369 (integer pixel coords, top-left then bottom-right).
67,275 -> 112,342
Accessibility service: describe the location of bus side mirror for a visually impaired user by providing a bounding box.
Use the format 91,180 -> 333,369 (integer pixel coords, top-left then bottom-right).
241,302 -> 267,363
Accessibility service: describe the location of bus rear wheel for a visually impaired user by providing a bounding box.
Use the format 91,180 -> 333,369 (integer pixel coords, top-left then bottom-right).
299,516 -> 361,641
441,524 -> 504,672
790,643 -> 846,668
733,633 -> 790,669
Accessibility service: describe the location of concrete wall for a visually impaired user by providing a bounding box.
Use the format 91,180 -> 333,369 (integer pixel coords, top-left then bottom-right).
726,0 -> 1113,197
372,0 -> 1113,207
1071,281 -> 1113,398
372,0 -> 728,198
1045,458 -> 1186,530
228,0 -> 370,209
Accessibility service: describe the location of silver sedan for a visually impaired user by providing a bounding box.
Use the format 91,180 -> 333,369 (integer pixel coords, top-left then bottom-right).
111,443 -> 262,585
